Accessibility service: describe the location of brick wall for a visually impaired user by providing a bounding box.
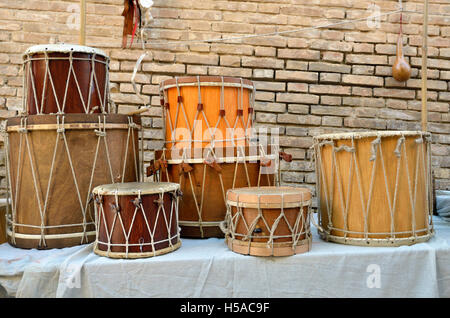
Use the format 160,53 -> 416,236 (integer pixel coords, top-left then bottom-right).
0,0 -> 449,202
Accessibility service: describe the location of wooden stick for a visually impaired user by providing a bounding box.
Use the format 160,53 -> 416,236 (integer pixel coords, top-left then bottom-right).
79,0 -> 86,45
421,0 -> 429,132
125,106 -> 150,116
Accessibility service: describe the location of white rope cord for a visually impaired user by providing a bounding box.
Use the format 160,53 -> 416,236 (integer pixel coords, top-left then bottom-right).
313,133 -> 434,245
139,9 -> 403,48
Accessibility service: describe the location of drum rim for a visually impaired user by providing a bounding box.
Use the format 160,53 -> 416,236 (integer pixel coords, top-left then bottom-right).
23,43 -> 108,58
92,181 -> 180,195
6,113 -> 141,129
314,130 -> 431,141
160,75 -> 254,90
226,186 -> 312,204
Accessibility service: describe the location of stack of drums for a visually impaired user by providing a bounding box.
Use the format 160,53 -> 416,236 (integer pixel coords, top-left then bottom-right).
148,76 -> 288,238
4,44 -> 141,249
313,131 -> 434,246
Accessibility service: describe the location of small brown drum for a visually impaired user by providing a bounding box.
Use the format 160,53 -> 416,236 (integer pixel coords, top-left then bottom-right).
149,145 -> 281,238
159,76 -> 255,149
313,131 -> 434,246
222,186 -> 312,257
5,114 -> 141,249
92,182 -> 181,259
23,44 -> 110,115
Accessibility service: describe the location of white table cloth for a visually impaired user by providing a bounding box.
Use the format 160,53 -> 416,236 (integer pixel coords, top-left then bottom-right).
0,216 -> 449,298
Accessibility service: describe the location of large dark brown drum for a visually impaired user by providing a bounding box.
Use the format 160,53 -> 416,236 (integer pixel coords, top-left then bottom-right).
23,44 -> 110,115
149,145 -> 279,238
92,182 -> 181,259
5,114 -> 141,249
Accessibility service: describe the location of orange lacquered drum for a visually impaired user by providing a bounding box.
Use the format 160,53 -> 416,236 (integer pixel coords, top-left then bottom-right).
222,186 -> 312,257
313,131 -> 434,246
159,76 -> 255,149
23,44 -> 110,115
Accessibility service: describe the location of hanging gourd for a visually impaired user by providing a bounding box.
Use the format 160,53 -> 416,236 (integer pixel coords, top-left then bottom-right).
392,13 -> 412,82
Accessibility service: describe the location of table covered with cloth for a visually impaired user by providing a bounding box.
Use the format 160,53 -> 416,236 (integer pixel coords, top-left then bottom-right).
0,216 -> 448,298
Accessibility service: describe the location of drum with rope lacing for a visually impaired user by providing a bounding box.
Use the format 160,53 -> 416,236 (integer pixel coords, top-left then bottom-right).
4,114 -> 141,249
148,76 -> 292,238
313,131 -> 434,246
92,182 -> 181,259
22,44 -> 111,115
221,186 -> 313,257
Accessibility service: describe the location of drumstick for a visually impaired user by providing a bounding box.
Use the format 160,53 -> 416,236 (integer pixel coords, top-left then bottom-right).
79,0 -> 86,45
125,106 -> 150,116
421,0 -> 429,132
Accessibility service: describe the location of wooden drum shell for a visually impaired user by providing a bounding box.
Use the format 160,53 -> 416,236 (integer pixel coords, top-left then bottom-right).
224,186 -> 312,257
313,131 -> 434,246
160,76 -> 254,150
5,114 -> 140,249
92,182 -> 181,259
151,146 -> 278,238
23,45 -> 109,115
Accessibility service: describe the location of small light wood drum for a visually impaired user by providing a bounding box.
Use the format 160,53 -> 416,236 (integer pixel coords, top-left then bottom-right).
222,186 -> 312,257
149,145 -> 280,238
23,44 -> 110,115
92,182 -> 181,259
313,131 -> 434,246
159,76 -> 255,149
5,114 -> 141,249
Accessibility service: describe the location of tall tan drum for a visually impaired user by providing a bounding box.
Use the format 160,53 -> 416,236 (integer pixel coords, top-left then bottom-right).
222,186 -> 312,257
92,182 -> 181,259
313,131 -> 434,246
4,114 -> 141,249
23,44 -> 110,115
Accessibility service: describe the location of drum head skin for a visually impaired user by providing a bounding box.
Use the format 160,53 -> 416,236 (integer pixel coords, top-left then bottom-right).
24,43 -> 108,58
227,186 -> 312,208
93,182 -> 180,196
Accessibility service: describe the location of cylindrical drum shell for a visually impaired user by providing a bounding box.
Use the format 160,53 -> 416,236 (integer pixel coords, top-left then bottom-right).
23,44 -> 109,115
152,146 -> 277,238
225,186 -> 312,257
6,114 -> 140,249
93,182 -> 180,258
160,76 -> 254,149
314,131 -> 434,246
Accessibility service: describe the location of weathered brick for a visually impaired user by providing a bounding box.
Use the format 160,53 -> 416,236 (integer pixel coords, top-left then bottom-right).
276,92 -> 319,104
342,74 -> 384,86
242,56 -> 284,69
308,62 -> 351,73
278,49 -> 320,60
287,104 -> 309,114
309,84 -> 351,95
275,70 -> 318,82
